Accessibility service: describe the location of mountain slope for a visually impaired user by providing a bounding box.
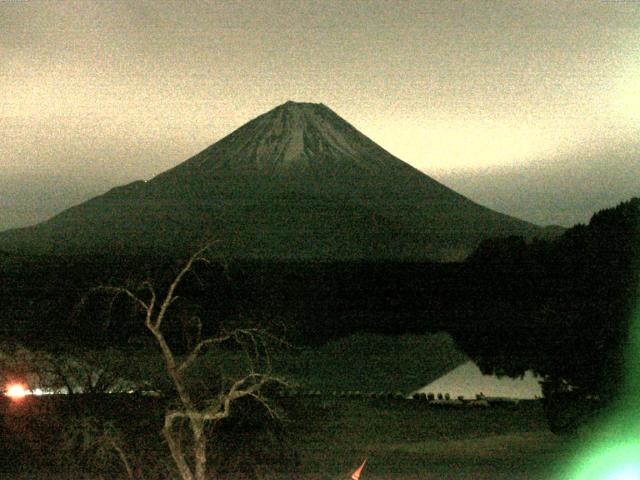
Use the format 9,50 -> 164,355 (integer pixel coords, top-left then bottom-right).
0,101 -> 553,260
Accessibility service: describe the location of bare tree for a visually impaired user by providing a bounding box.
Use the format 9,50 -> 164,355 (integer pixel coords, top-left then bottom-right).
97,243 -> 286,480
12,347 -> 127,396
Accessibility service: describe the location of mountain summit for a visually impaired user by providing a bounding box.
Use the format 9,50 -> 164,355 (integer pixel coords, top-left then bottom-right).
160,101 -> 407,177
0,102 -> 554,260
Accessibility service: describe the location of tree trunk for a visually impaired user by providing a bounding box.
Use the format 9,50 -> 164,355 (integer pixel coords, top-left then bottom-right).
163,419 -> 195,480
193,419 -> 208,480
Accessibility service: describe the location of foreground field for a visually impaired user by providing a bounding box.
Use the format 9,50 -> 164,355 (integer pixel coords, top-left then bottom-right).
1,395 -> 575,479
6,430 -> 568,480
279,398 -> 572,479
282,432 -> 566,479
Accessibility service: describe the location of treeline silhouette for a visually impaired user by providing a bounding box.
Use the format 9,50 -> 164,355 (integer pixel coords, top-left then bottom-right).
454,198 -> 639,401
0,253 -> 461,349
1,198 -> 637,400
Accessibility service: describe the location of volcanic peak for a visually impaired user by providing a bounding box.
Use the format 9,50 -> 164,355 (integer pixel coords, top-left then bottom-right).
171,100 -> 401,177
0,100 -> 549,260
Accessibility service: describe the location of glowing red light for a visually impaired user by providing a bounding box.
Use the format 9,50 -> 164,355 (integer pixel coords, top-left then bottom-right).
5,383 -> 29,400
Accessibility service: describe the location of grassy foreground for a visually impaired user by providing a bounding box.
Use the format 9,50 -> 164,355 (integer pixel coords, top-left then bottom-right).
1,395 -> 573,479
278,397 -> 570,479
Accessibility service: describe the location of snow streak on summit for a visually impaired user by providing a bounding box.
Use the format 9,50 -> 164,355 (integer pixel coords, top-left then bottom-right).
163,101 -> 405,177
0,102 -> 555,260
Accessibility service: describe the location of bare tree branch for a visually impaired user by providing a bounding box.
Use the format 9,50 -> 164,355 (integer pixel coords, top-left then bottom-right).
98,285 -> 152,315
88,241 -> 287,480
176,333 -> 232,374
154,241 -> 217,331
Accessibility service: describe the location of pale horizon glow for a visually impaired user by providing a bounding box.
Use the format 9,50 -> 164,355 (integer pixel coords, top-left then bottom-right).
415,361 -> 542,400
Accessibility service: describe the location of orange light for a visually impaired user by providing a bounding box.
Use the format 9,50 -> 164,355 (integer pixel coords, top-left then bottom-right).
6,383 -> 29,400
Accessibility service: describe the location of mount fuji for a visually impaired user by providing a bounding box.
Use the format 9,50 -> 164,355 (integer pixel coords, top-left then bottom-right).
0,102 -> 556,260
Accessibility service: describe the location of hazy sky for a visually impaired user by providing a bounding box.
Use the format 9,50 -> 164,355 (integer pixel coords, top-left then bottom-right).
1,0 -> 639,229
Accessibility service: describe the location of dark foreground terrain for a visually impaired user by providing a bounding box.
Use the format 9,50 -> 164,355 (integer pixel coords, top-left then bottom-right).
0,394 -> 574,479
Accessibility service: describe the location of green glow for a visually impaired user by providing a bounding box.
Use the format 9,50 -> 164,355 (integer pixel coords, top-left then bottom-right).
565,442 -> 640,480
559,258 -> 640,480
607,468 -> 640,480
607,467 -> 640,480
